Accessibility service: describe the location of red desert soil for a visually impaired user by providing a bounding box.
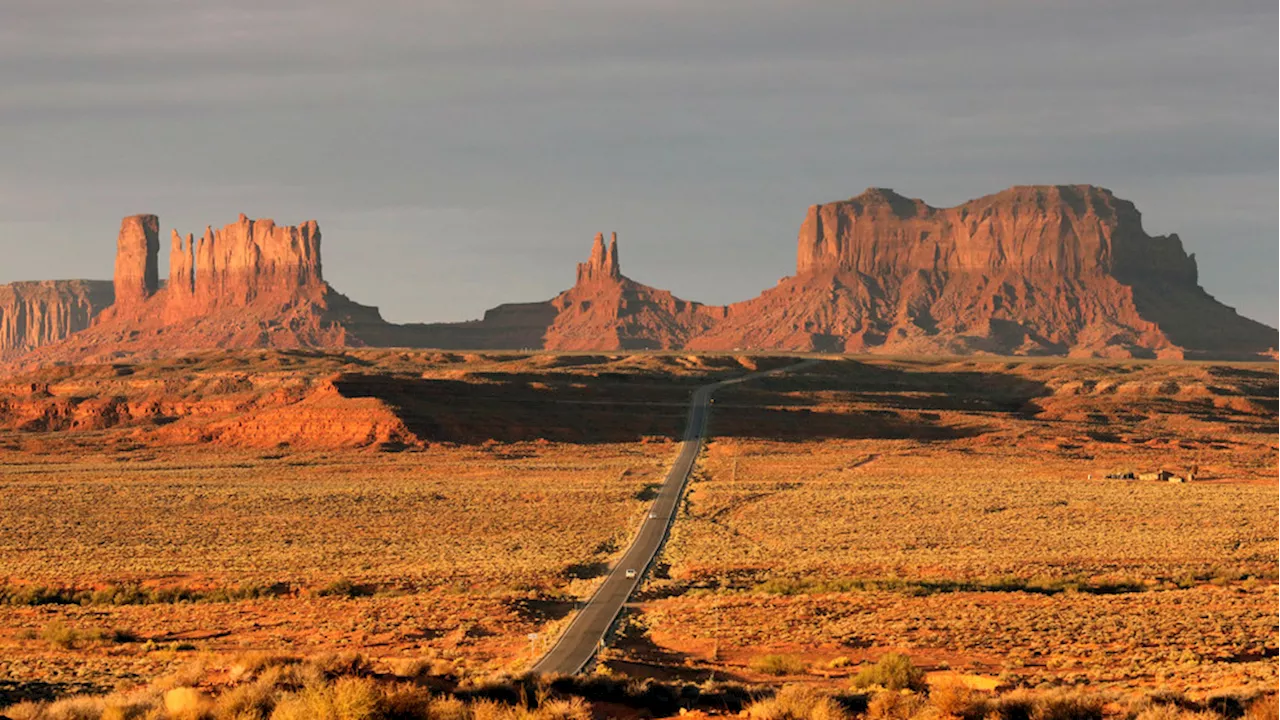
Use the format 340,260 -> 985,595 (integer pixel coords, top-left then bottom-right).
0,351 -> 1274,705
0,352 -> 795,698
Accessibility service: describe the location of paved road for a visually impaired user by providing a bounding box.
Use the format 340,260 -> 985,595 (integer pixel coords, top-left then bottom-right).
530,359 -> 819,676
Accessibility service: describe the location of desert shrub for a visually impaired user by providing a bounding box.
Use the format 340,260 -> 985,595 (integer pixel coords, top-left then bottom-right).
929,681 -> 991,720
1022,689 -> 1104,720
34,621 -> 135,650
747,684 -> 850,720
425,696 -> 470,720
1134,706 -> 1222,720
852,653 -> 926,692
455,675 -> 525,706
268,677 -> 385,720
696,680 -> 759,712
231,652 -> 302,678
3,702 -> 44,720
865,690 -> 927,720
34,696 -> 106,720
214,676 -> 282,719
387,657 -> 434,679
0,581 -> 291,607
163,686 -> 210,719
528,697 -> 592,720
40,620 -> 81,649
989,689 -> 1039,720
332,677 -> 385,720
101,703 -> 150,720
382,683 -> 431,719
317,579 -> 374,599
426,659 -> 458,678
1207,692 -> 1265,720
544,673 -> 692,716
271,685 -> 334,720
308,652 -> 375,678
467,699 -> 515,720
1247,697 -> 1280,720
751,654 -> 808,676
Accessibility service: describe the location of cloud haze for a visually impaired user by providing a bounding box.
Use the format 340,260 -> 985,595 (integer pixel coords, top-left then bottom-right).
1,0 -> 1275,326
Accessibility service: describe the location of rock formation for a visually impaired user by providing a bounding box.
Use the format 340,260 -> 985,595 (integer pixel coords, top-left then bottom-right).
168,230 -> 195,302
686,185 -> 1275,358
398,186 -> 1272,358
112,214 -> 160,310
576,232 -> 621,285
192,214 -> 323,307
4,185 -> 1274,367
396,232 -> 717,351
544,231 -> 721,350
0,280 -> 114,360
15,215 -> 391,368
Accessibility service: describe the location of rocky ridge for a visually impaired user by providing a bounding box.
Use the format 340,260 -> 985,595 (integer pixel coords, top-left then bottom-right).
4,185 -> 1274,366
0,280 -> 114,360
16,214 -> 390,368
393,231 -> 720,351
685,185 -> 1272,358
402,185 -> 1273,359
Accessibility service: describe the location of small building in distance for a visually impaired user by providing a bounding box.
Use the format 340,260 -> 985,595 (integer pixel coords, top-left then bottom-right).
1137,470 -> 1186,483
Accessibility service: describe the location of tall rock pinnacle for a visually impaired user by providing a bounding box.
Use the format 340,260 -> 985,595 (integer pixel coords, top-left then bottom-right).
169,230 -> 196,299
575,231 -> 623,285
113,214 -> 159,309
607,232 -> 620,278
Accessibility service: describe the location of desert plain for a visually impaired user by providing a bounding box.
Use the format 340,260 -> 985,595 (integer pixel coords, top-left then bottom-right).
0,350 -> 1274,718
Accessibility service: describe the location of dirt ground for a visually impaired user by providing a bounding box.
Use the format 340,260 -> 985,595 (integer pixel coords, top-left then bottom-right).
0,353 -> 1275,705
614,358 -> 1278,698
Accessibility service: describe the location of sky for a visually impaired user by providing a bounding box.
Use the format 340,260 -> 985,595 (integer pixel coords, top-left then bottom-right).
1,0 -> 1276,327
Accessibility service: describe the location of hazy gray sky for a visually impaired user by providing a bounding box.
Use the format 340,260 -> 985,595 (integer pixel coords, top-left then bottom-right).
1,0 -> 1275,326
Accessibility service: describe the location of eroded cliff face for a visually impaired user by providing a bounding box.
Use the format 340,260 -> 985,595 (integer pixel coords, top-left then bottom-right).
6,185 -> 1273,367
689,185 -> 1273,358
394,232 -> 719,351
545,232 -> 720,350
112,215 -> 160,310
16,215 -> 389,368
0,281 -> 114,359
304,186 -> 1275,358
197,215 -> 321,305
794,185 -> 1198,281
160,214 -> 325,319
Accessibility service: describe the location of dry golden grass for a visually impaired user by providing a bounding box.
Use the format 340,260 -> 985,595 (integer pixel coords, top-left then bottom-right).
0,443 -> 677,695
0,351 -> 804,700
0,444 -> 668,585
627,358 -> 1278,695
0,353 -> 1275,705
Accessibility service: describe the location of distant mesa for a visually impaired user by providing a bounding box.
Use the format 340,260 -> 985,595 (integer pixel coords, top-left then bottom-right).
688,184 -> 1275,358
424,185 -> 1274,359
13,213 -> 391,367
0,280 -> 114,361
393,230 -> 717,351
1,184 -> 1274,367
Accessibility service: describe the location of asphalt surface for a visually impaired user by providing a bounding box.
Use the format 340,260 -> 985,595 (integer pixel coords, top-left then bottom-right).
529,360 -> 819,676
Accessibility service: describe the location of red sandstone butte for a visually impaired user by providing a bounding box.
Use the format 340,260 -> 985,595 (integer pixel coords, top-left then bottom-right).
5,185 -> 1275,366
0,280 -> 114,360
15,215 -> 388,368
111,214 -> 160,310
685,185 -> 1275,359
410,186 -> 1273,358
